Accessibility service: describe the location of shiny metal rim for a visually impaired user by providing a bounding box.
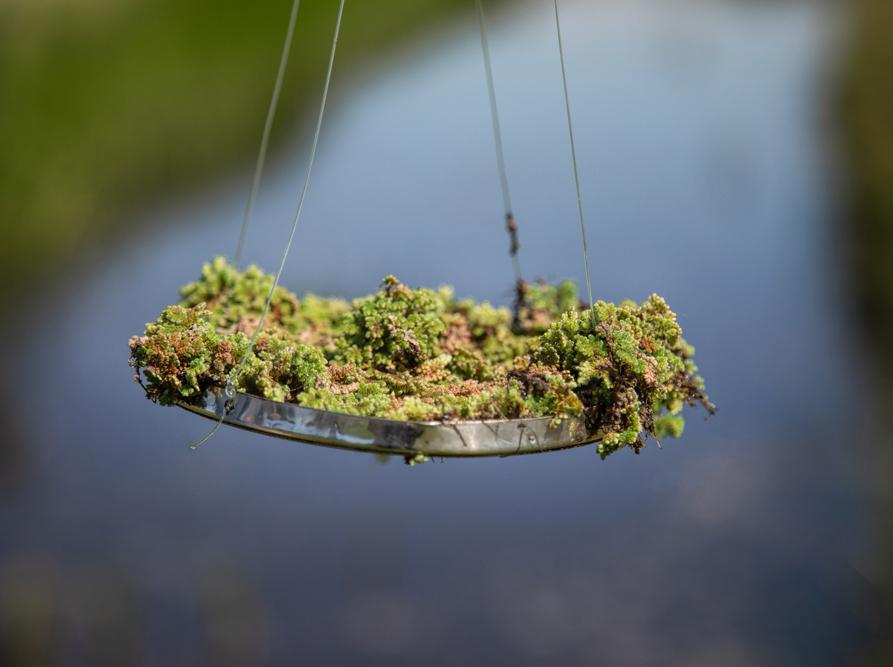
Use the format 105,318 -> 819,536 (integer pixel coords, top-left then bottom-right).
179,389 -> 601,458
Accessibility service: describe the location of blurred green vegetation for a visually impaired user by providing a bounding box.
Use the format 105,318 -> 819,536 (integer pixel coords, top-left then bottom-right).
0,0 -> 467,302
842,0 -> 893,378
841,0 -> 893,659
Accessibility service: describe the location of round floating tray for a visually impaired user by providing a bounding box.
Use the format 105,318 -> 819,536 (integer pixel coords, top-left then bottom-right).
180,389 -> 602,458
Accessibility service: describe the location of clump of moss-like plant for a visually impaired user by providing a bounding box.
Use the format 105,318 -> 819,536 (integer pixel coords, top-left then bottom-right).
129,258 -> 713,457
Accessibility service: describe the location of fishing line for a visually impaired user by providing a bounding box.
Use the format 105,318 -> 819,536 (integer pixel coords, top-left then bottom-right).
234,0 -> 302,268
190,0 -> 348,449
475,0 -> 522,284
553,0 -> 595,325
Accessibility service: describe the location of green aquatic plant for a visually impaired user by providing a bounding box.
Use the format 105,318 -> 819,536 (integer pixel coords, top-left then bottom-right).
533,296 -> 712,457
179,256 -> 301,332
336,275 -> 447,372
128,303 -> 327,405
514,279 -> 581,334
129,257 -> 713,456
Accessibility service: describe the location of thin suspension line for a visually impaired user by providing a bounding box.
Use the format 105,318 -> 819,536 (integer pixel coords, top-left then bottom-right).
234,0 -> 302,268
475,0 -> 522,284
191,0 -> 347,449
553,0 -> 595,324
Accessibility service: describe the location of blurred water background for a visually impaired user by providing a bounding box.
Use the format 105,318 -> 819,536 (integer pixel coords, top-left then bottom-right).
2,0 -> 893,664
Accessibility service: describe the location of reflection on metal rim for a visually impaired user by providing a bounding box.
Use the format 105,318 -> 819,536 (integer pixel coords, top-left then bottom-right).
179,389 -> 601,458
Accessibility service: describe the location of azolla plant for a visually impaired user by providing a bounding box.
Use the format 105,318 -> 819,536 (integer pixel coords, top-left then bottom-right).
129,258 -> 714,457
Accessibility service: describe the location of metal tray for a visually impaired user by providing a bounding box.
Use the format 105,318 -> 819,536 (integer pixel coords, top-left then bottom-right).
180,389 -> 601,458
